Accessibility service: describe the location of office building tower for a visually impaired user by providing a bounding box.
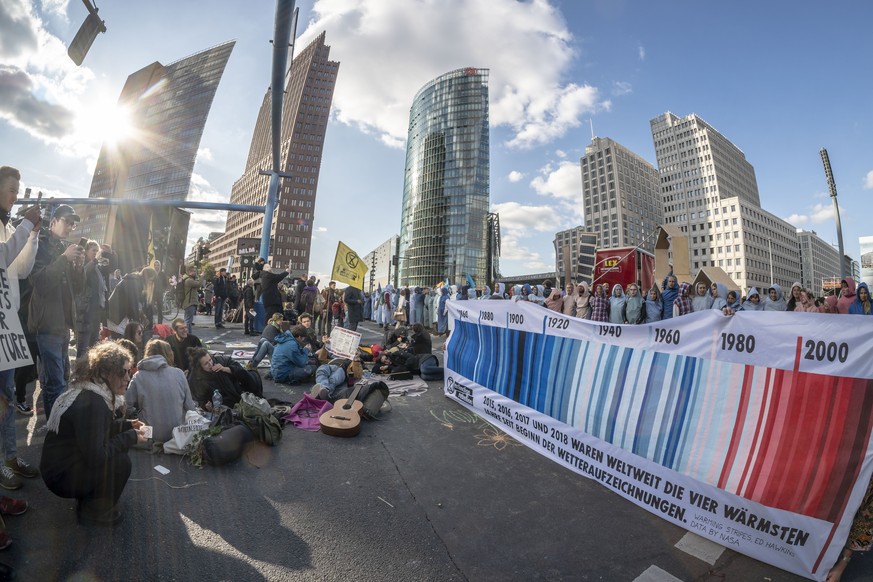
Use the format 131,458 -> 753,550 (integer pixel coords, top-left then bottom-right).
208,32 -> 338,278
554,226 -> 598,286
80,41 -> 235,273
796,229 -> 842,293
398,67 -> 490,287
580,137 -> 661,252
361,235 -> 400,292
650,112 -> 801,292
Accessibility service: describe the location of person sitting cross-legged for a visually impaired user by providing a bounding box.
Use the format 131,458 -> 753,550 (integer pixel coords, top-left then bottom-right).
270,325 -> 315,384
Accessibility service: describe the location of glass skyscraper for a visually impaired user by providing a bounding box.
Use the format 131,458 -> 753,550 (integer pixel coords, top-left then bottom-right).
399,67 -> 490,287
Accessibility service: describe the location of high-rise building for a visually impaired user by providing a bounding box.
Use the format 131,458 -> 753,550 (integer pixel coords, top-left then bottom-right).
553,226 -> 597,286
650,112 -> 800,293
860,236 -> 873,288
580,137 -> 661,252
361,235 -> 399,292
398,67 -> 490,287
208,32 -> 338,278
80,41 -> 235,273
796,229 -> 842,292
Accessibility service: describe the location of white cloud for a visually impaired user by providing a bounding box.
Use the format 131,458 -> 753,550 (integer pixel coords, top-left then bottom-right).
197,147 -> 213,162
638,44 -> 646,61
784,202 -> 840,226
187,173 -> 228,241
864,170 -> 873,190
491,201 -> 563,270
554,149 -> 566,159
316,226 -> 328,232
298,0 -> 609,150
612,81 -> 632,96
507,170 -> 524,182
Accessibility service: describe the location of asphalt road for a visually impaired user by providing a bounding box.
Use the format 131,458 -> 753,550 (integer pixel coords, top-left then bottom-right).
2,315 -> 870,581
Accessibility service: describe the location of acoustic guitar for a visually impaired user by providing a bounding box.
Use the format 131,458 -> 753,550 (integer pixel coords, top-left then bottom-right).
319,383 -> 365,437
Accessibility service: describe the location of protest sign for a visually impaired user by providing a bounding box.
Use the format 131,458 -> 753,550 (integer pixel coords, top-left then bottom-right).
0,267 -> 32,372
328,326 -> 361,359
444,301 -> 873,581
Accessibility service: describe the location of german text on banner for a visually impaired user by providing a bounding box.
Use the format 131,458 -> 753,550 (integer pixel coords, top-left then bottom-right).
330,241 -> 368,289
443,300 -> 873,581
0,266 -> 32,372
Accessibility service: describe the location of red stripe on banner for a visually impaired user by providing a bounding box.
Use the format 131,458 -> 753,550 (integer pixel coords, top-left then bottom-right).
717,365 -> 754,489
743,367 -> 790,501
736,367 -> 772,495
791,375 -> 840,515
793,335 -> 802,374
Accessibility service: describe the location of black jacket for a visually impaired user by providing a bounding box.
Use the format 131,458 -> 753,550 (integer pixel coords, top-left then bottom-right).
27,230 -> 84,335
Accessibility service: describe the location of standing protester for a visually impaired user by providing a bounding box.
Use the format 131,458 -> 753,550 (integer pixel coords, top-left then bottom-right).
622,284 -> 645,324
691,282 -> 713,312
561,284 -> 577,316
179,265 -> 200,333
227,274 -> 240,312
202,280 -> 214,316
213,268 -> 228,328
848,282 -> 872,315
26,204 -> 84,421
317,281 -> 337,336
574,282 -> 591,320
644,286 -> 663,323
763,284 -> 787,311
672,282 -> 694,318
661,275 -> 679,320
436,286 -> 450,336
243,278 -> 256,335
344,285 -> 365,332
608,284 -> 626,324
75,240 -> 102,359
589,284 -> 609,323
837,278 -> 857,315
260,264 -> 288,320
740,288 -> 763,311
251,256 -> 266,301
0,172 -> 42,514
106,267 -> 146,333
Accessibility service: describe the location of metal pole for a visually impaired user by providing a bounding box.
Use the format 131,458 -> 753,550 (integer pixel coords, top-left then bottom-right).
768,238 -> 774,284
12,197 -> 265,213
820,148 -> 847,280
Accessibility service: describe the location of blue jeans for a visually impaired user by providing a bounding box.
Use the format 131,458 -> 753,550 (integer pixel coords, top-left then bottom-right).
184,305 -> 197,333
214,297 -> 226,327
315,364 -> 346,398
250,339 -> 274,366
37,333 -> 70,421
0,370 -> 17,460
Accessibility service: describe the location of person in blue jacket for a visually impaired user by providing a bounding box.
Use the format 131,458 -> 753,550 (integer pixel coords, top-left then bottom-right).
661,275 -> 679,320
271,325 -> 315,384
436,286 -> 450,336
848,282 -> 872,315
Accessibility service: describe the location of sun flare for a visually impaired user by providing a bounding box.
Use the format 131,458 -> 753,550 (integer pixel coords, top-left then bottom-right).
75,102 -> 136,148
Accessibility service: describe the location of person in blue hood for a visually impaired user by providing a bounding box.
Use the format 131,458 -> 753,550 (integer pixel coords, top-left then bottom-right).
437,286 -> 450,335
661,275 -> 679,320
739,287 -> 763,311
763,283 -> 787,311
271,325 -> 316,384
848,282 -> 872,315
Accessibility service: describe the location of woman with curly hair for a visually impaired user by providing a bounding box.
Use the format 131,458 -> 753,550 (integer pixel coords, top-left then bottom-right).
39,342 -> 148,526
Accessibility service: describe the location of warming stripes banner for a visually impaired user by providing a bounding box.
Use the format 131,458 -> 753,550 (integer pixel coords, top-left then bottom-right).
443,300 -> 873,581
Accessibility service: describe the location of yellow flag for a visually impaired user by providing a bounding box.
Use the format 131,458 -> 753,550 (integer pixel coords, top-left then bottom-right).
331,241 -> 369,289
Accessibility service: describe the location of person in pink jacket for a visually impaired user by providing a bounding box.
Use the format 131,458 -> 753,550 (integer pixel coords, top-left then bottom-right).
836,278 -> 856,314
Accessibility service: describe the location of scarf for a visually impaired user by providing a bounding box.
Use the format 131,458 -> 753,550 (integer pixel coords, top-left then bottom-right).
46,380 -> 122,434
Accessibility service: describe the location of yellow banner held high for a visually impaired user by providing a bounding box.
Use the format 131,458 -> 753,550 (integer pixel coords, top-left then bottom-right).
331,241 -> 368,289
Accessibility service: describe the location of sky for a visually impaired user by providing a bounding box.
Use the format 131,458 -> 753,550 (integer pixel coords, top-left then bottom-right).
1,0 -> 872,282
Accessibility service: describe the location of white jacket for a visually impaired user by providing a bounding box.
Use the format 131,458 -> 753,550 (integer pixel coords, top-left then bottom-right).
0,218 -> 38,311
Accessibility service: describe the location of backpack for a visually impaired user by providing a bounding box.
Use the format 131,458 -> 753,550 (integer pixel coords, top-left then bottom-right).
314,291 -> 326,313
234,392 -> 282,445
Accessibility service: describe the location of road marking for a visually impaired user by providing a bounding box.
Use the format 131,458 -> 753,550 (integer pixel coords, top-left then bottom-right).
674,532 -> 725,565
633,565 -> 684,582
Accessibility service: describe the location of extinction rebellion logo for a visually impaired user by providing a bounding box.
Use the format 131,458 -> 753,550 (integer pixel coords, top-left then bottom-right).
446,376 -> 473,405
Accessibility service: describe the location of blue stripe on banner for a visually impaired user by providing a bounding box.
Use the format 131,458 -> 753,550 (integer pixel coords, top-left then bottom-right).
662,356 -> 697,468
604,348 -> 634,443
633,351 -> 668,456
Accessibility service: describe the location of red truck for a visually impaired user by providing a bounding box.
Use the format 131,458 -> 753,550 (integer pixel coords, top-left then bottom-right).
592,247 -> 655,292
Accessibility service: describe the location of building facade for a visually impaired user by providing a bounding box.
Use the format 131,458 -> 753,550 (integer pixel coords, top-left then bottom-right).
650,112 -> 800,293
398,67 -> 490,287
361,235 -> 399,293
796,229 -> 842,293
580,137 -> 661,252
553,226 -> 598,286
208,32 -> 338,279
80,41 -> 235,273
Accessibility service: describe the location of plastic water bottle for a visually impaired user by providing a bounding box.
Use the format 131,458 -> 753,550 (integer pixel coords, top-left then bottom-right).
212,389 -> 223,416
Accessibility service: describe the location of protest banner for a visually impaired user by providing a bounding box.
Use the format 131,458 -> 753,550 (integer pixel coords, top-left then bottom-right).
444,300 -> 873,581
0,267 -> 32,372
328,326 -> 361,359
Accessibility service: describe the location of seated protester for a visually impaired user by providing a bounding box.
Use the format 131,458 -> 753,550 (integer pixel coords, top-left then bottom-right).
763,284 -> 787,311
126,339 -> 196,443
167,317 -> 202,373
310,363 -> 347,401
297,312 -> 326,351
408,322 -> 432,354
384,326 -> 408,351
691,282 -> 713,312
621,284 -> 645,324
848,282 -> 872,315
246,312 -> 284,370
115,339 -> 140,375
270,326 -> 316,384
40,342 -> 148,526
123,322 -> 145,360
187,347 -> 263,408
644,286 -> 663,323
672,282 -> 693,318
589,284 -> 610,323
739,287 -> 763,311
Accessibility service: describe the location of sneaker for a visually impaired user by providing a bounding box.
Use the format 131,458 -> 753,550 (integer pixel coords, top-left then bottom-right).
310,383 -> 328,400
5,458 -> 39,479
0,467 -> 21,491
0,531 -> 10,550
0,497 -> 27,516
15,402 -> 33,416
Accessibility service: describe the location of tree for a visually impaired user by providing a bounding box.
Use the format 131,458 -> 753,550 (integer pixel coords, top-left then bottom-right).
201,262 -> 215,283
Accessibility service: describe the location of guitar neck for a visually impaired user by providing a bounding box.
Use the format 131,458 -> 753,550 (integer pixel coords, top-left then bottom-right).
339,382 -> 365,409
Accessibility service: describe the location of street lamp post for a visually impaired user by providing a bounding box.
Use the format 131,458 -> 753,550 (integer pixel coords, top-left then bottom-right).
820,148 -> 847,280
